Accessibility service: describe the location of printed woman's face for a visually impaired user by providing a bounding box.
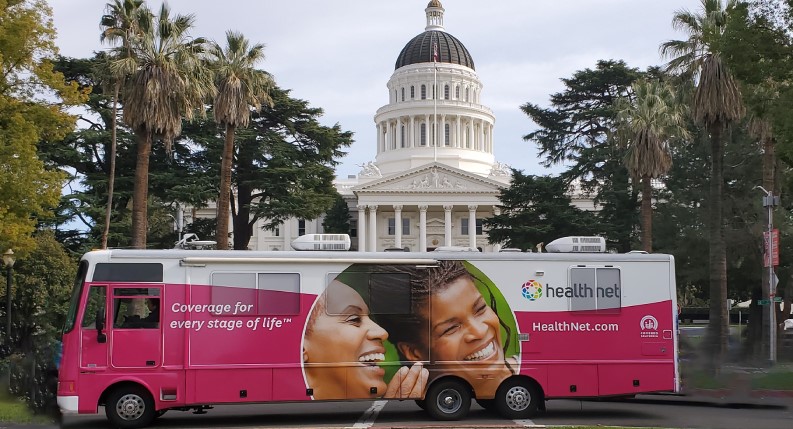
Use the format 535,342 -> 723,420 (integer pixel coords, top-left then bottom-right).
428,276 -> 504,368
303,281 -> 388,399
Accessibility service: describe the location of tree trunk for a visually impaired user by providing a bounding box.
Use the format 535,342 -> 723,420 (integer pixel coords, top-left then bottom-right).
131,129 -> 152,249
707,123 -> 728,366
101,83 -> 120,249
216,124 -> 236,250
640,176 -> 653,253
233,181 -> 254,250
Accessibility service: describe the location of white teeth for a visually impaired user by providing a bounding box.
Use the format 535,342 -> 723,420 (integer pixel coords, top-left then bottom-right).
359,353 -> 385,363
465,342 -> 495,361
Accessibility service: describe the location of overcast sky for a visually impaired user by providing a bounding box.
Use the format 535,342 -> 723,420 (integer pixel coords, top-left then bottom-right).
50,0 -> 701,179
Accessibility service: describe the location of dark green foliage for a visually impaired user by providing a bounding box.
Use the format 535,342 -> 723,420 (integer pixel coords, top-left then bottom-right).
484,172 -> 599,251
322,195 -> 351,234
180,85 -> 353,250
521,60 -> 643,251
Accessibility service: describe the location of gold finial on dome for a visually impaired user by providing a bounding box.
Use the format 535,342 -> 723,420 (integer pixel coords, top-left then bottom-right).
427,0 -> 443,8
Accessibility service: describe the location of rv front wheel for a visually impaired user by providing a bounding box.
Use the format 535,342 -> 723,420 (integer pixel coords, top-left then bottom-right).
105,386 -> 156,429
495,378 -> 540,419
424,379 -> 470,420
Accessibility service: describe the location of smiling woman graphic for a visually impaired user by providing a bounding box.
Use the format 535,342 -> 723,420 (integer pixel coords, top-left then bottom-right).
302,278 -> 428,400
370,260 -> 520,400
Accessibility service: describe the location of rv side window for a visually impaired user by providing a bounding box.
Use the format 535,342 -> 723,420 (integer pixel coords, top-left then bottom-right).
258,273 -> 300,315
369,273 -> 410,314
81,285 -> 106,328
94,263 -> 163,282
113,288 -> 161,329
326,269 -> 411,316
212,273 -> 256,316
569,267 -> 621,311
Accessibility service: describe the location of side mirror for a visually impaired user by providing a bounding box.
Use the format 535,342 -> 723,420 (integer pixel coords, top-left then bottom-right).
96,309 -> 107,344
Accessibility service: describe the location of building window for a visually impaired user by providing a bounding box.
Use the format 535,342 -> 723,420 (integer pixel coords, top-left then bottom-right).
461,218 -> 483,235
411,85 -> 415,99
421,84 -> 426,99
401,87 -> 405,101
432,84 -> 436,99
273,226 -> 280,237
465,88 -> 469,102
298,219 -> 306,236
444,84 -> 449,99
350,220 -> 357,238
401,125 -> 406,147
387,218 -> 411,235
455,85 -> 460,99
420,123 -> 427,146
444,124 -> 450,146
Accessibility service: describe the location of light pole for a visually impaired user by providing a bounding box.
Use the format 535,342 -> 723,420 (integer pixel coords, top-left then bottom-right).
2,249 -> 15,349
756,186 -> 779,364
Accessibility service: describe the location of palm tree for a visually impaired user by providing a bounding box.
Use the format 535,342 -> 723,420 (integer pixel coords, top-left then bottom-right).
113,4 -> 214,248
99,0 -> 149,249
614,79 -> 689,252
206,31 -> 273,250
661,0 -> 745,360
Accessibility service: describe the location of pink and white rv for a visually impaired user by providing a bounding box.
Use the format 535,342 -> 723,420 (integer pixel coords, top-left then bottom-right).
57,235 -> 679,428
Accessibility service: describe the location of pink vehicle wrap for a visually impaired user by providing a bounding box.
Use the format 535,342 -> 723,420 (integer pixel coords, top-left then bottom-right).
57,249 -> 678,422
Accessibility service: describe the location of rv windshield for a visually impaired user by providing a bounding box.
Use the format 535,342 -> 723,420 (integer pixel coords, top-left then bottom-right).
63,260 -> 88,333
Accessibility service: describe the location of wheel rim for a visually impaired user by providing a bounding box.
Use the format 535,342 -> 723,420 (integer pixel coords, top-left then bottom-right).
504,385 -> 531,412
435,388 -> 462,414
116,393 -> 146,421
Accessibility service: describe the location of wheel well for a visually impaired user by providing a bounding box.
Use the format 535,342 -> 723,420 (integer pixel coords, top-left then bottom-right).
426,375 -> 474,397
98,381 -> 151,407
502,375 -> 544,401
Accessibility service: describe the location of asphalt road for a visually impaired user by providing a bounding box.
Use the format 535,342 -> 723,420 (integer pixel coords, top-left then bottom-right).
59,394 -> 793,429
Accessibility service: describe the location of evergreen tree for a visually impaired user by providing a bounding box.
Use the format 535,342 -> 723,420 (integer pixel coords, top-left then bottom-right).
484,171 -> 598,251
322,195 -> 351,234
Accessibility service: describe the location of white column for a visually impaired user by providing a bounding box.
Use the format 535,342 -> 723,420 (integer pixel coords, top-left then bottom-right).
368,205 -> 378,252
419,205 -> 428,252
444,205 -> 453,247
282,218 -> 291,250
467,120 -> 473,149
397,117 -> 403,148
456,115 -> 462,148
480,120 -> 485,151
441,114 -> 446,146
409,116 -> 415,148
468,205 -> 477,249
492,207 -> 502,252
357,205 -> 367,252
424,114 -> 430,146
394,205 -> 403,249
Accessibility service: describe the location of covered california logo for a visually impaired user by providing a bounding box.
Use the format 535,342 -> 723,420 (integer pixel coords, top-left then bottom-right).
521,280 -> 543,301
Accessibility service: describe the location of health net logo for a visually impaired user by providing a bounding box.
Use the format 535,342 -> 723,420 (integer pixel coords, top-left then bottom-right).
521,280 -> 543,301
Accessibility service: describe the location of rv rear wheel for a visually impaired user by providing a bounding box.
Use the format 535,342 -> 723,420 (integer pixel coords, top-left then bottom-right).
105,385 -> 156,429
424,379 -> 471,420
495,378 -> 540,419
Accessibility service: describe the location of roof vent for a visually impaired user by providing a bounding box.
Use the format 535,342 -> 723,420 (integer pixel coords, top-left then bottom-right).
545,236 -> 606,253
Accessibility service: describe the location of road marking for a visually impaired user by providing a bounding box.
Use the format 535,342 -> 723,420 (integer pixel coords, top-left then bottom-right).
514,418 -> 539,426
352,400 -> 387,428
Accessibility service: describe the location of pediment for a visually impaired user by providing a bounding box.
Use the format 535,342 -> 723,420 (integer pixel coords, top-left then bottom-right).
353,163 -> 505,194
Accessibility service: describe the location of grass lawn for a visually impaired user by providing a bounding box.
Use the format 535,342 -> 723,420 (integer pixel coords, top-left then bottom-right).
0,392 -> 53,424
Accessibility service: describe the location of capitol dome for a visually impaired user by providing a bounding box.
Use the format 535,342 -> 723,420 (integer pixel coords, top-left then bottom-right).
395,31 -> 475,71
395,0 -> 475,70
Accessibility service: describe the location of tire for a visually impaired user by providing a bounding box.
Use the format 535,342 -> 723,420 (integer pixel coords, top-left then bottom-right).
424,379 -> 471,421
495,378 -> 540,420
414,399 -> 426,410
105,385 -> 156,429
476,398 -> 496,412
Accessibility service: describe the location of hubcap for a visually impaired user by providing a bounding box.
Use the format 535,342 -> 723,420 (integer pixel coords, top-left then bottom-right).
436,388 -> 462,414
505,386 -> 531,411
116,393 -> 145,421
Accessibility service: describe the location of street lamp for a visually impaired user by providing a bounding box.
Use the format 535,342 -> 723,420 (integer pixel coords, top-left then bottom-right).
2,249 -> 14,347
755,186 -> 780,364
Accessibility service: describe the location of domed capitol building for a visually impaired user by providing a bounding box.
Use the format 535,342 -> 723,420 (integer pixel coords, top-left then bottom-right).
195,1 -> 592,251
